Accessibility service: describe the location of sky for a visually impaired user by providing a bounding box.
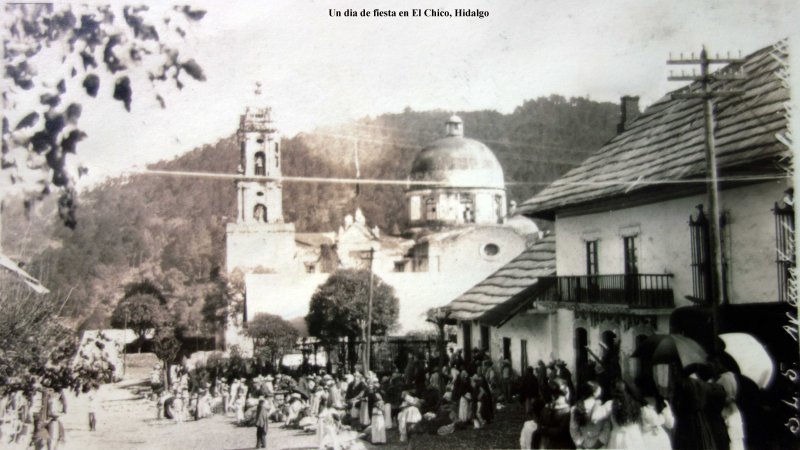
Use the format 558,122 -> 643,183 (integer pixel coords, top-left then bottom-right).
3,0 -> 799,191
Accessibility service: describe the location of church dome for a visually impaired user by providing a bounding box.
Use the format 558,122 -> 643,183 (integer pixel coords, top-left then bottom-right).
409,116 -> 504,190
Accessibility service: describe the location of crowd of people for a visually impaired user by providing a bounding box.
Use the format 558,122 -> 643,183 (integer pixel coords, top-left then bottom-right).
0,388 -> 69,450
150,346 -> 525,448
519,358 -> 746,450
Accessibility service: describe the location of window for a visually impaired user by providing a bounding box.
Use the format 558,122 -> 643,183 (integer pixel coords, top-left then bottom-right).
623,236 -> 638,275
623,235 -> 639,304
460,194 -> 474,223
482,243 -> 500,257
495,195 -> 504,224
586,240 -> 598,275
253,204 -> 267,223
520,339 -> 528,370
254,152 -> 266,176
239,142 -> 246,173
689,206 -> 712,302
425,198 -> 437,221
689,205 -> 730,303
775,193 -> 795,302
274,142 -> 280,168
409,196 -> 421,221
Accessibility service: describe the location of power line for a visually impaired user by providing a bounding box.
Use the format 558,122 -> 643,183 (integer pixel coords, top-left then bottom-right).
126,167 -> 788,187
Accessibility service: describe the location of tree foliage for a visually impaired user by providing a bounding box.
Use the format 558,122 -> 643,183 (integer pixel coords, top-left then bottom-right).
306,269 -> 399,345
2,3 -> 206,227
0,276 -> 114,397
245,313 -> 299,365
109,293 -> 168,346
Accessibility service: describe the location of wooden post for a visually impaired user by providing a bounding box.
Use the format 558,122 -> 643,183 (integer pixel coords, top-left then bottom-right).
667,46 -> 744,355
699,48 -> 725,352
365,248 -> 375,373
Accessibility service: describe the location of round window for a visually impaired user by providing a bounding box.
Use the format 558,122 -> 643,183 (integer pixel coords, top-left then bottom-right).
483,243 -> 500,257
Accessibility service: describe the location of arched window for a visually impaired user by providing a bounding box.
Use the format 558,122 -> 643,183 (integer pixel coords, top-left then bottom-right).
274,142 -> 280,168
254,152 -> 266,176
253,204 -> 267,223
239,142 -> 246,173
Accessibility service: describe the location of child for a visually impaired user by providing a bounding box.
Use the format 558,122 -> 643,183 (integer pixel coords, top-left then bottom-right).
371,394 -> 387,444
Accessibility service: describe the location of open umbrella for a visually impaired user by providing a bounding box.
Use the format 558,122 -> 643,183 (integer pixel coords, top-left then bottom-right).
631,334 -> 707,367
719,332 -> 774,389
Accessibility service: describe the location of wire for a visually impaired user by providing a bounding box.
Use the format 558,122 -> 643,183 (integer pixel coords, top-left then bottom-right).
126,168 -> 790,187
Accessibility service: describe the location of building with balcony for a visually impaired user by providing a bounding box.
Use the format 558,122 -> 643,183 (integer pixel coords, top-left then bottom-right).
443,42 -> 794,389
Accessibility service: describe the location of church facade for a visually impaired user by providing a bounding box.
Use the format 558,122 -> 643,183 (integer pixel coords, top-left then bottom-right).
223,101 -> 538,352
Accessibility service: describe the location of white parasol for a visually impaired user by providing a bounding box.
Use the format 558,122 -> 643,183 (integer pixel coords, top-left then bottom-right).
719,332 -> 774,389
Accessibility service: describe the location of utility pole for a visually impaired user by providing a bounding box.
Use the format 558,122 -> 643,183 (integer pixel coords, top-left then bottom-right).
364,247 -> 375,373
668,47 -> 744,354
123,309 -> 129,376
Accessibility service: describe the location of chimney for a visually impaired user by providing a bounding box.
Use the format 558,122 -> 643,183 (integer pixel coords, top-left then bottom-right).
617,95 -> 640,133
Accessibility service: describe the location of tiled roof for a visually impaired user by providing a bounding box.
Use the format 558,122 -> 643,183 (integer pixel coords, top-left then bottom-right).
443,234 -> 555,322
519,42 -> 790,218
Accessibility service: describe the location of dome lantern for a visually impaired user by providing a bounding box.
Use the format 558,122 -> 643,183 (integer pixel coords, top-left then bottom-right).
446,115 -> 464,137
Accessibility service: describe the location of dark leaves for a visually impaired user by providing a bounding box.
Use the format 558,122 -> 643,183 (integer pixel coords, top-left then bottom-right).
44,113 -> 66,135
178,6 -> 206,21
156,94 -> 166,109
113,76 -> 132,111
15,112 -> 39,130
80,50 -> 97,70
123,6 -> 159,41
66,103 -> 82,123
57,79 -> 66,94
103,34 -> 126,73
83,74 -> 100,97
181,59 -> 206,82
6,61 -> 35,90
74,14 -> 103,50
58,189 -> 77,229
30,131 -> 53,153
61,130 -> 87,154
40,93 -> 61,107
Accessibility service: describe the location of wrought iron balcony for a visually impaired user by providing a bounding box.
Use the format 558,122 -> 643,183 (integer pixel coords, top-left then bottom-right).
537,274 -> 675,309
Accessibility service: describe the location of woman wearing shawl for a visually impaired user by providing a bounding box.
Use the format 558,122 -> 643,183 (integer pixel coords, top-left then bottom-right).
473,375 -> 494,429
397,390 -> 422,443
569,381 -> 610,449
533,378 -> 574,449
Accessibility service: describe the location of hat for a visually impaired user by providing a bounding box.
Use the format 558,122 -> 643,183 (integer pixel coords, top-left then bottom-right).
265,375 -> 274,381
291,393 -> 302,400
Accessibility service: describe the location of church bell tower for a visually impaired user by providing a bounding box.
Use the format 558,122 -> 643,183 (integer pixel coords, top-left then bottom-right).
225,84 -> 296,273
236,91 -> 283,224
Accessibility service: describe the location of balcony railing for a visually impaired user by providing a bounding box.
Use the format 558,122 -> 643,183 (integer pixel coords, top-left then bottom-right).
537,274 -> 675,309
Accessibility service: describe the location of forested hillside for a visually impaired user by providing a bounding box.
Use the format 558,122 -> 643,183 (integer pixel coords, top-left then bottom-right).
2,95 -> 620,331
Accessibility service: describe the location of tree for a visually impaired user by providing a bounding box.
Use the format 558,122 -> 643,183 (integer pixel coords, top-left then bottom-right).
306,269 -> 399,370
2,3 -> 206,227
122,279 -> 168,305
0,275 -> 114,398
153,326 -> 181,386
110,293 -> 169,350
245,313 -> 298,367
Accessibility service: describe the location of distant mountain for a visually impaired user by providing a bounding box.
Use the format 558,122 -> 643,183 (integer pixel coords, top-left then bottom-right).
1,95 -> 620,329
